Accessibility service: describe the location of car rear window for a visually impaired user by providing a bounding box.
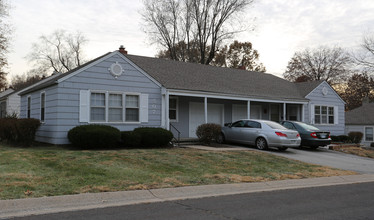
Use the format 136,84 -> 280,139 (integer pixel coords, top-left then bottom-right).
295,122 -> 319,131
264,121 -> 287,130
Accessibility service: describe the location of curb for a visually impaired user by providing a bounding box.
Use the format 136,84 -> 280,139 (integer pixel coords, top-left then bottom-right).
1,174 -> 374,219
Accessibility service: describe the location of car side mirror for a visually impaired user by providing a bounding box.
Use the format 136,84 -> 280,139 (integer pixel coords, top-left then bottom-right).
224,123 -> 232,127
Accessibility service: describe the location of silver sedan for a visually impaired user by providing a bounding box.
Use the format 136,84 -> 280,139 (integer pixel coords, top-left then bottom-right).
218,119 -> 301,151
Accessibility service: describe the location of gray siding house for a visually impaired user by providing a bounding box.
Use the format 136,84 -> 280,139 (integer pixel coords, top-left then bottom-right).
345,101 -> 374,146
19,48 -> 346,144
0,88 -> 21,118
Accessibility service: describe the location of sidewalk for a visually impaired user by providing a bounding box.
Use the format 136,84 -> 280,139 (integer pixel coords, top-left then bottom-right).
1,174 -> 374,219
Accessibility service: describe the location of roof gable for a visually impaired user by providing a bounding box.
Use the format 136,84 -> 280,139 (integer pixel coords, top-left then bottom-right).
297,81 -> 345,104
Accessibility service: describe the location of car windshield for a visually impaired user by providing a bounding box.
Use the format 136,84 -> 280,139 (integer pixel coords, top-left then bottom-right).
295,122 -> 319,131
264,121 -> 287,130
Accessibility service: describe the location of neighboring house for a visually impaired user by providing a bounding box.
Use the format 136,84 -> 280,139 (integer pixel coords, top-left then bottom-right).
0,88 -> 21,118
19,47 -> 346,145
345,100 -> 374,146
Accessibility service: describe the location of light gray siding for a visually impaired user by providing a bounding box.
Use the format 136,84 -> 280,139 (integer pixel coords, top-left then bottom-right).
21,53 -> 162,144
305,82 -> 345,135
345,125 -> 374,147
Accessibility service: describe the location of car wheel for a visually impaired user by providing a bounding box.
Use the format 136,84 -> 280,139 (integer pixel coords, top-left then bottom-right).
310,146 -> 319,149
278,147 -> 288,151
256,137 -> 268,150
217,133 -> 225,144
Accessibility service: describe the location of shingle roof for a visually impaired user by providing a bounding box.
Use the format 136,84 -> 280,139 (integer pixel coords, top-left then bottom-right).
345,103 -> 374,125
125,54 -> 309,101
20,51 -> 322,102
294,81 -> 324,97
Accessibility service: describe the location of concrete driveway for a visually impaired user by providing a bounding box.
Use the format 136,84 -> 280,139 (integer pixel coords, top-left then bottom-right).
261,147 -> 374,174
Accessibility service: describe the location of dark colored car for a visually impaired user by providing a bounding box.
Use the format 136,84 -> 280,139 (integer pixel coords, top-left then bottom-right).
280,121 -> 331,149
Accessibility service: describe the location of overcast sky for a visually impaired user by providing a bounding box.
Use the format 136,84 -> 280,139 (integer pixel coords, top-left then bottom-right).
6,0 -> 374,82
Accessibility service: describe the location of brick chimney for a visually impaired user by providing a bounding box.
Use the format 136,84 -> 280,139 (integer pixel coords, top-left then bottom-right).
119,45 -> 128,54
238,65 -> 246,70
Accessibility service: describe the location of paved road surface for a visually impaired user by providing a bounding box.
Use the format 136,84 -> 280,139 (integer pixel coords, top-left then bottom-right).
12,182 -> 374,220
263,147 -> 374,174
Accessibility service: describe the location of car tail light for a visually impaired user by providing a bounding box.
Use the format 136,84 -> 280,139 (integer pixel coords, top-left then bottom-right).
275,132 -> 287,137
328,134 -> 331,139
297,133 -> 300,138
310,132 -> 318,138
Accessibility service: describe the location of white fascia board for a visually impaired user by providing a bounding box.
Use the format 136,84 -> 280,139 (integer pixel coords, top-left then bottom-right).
116,51 -> 162,88
305,81 -> 346,104
168,89 -> 309,104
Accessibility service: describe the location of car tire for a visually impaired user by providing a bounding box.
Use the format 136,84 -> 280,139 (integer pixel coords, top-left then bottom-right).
278,147 -> 288,151
217,133 -> 225,144
310,146 -> 319,149
256,137 -> 268,150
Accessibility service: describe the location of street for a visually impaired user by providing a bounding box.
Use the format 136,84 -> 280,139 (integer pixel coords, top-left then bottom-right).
12,182 -> 374,220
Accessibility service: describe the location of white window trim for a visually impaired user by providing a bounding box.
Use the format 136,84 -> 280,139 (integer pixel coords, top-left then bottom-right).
40,91 -> 46,123
88,90 -> 142,124
364,126 -> 374,142
314,105 -> 335,125
169,96 -> 178,122
125,93 -> 140,123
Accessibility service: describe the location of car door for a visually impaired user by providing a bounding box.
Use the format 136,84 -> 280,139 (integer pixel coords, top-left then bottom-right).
225,120 -> 245,142
237,121 -> 261,145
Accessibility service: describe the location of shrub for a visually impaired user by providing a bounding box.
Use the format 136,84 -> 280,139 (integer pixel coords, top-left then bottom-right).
330,135 -> 339,142
121,131 -> 141,148
371,143 -> 374,148
133,127 -> 173,148
0,118 -> 41,146
67,124 -> 121,149
338,135 -> 350,143
348,132 -> 363,144
196,123 -> 221,145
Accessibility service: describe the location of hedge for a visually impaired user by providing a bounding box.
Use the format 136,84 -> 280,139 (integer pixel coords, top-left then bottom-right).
67,124 -> 121,149
120,131 -> 141,148
132,127 -> 173,148
348,132 -> 363,144
196,123 -> 221,145
0,118 -> 41,146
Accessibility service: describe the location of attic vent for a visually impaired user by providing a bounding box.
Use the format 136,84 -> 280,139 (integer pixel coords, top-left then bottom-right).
109,62 -> 124,78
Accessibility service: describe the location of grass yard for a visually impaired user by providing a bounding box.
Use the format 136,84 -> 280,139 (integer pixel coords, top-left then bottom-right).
0,144 -> 356,200
330,145 -> 374,159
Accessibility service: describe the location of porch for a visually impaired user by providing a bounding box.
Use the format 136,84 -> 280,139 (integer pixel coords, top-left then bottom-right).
165,94 -> 306,138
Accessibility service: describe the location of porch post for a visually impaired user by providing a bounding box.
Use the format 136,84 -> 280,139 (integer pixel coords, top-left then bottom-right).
247,100 -> 251,119
204,97 -> 208,123
301,104 -> 305,122
283,102 -> 286,121
166,91 -> 170,130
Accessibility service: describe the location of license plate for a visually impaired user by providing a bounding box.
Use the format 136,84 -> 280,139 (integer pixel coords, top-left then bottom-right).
290,140 -> 296,144
320,135 -> 326,138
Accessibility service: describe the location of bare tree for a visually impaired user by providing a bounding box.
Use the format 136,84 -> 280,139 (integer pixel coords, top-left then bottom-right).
142,0 -> 255,65
352,33 -> 374,72
27,30 -> 88,75
283,46 -> 352,85
0,0 -> 11,91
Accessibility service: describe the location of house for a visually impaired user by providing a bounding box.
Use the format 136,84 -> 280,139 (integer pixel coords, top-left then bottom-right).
345,99 -> 374,146
19,47 -> 346,145
0,88 -> 21,118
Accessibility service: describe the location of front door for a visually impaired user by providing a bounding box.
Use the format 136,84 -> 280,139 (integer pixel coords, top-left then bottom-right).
189,102 -> 224,137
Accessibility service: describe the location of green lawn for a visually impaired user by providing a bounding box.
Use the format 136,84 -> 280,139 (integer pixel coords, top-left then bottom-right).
0,144 -> 356,200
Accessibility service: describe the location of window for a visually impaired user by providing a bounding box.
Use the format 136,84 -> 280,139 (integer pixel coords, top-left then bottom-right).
283,122 -> 296,130
232,120 -> 245,127
27,96 -> 31,118
314,105 -> 334,124
125,95 -> 139,122
169,97 -> 178,121
108,94 -> 123,122
0,101 -> 6,118
365,127 -> 373,142
40,93 -> 45,122
246,121 -> 261,128
90,92 -> 106,122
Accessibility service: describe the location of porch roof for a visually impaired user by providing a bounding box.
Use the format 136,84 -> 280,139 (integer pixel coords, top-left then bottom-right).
125,54 -> 309,102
